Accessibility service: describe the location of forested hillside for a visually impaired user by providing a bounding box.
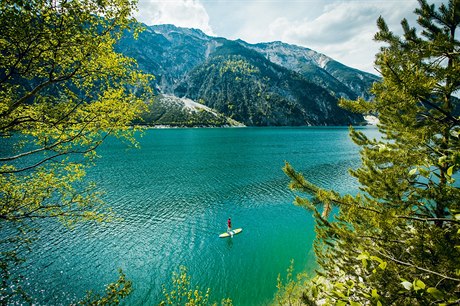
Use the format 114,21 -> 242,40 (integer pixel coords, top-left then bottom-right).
116,24 -> 380,126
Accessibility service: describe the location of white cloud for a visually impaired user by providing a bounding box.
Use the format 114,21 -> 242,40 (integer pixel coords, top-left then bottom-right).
135,0 -> 214,35
133,0 -> 449,74
265,1 -> 420,74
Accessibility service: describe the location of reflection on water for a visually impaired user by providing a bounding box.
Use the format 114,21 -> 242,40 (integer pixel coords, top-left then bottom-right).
226,237 -> 234,250
11,126 -> 378,305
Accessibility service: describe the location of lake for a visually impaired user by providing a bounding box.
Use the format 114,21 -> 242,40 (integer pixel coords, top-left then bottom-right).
20,126 -> 377,305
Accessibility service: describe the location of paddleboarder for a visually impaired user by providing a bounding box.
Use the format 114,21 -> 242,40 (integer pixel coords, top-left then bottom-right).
227,217 -> 233,237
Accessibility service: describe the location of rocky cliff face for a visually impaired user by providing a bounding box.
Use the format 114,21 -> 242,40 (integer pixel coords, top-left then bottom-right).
117,24 -> 380,126
242,41 -> 380,100
175,41 -> 362,126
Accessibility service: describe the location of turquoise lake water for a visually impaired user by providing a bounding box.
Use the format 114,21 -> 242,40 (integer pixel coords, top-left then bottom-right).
20,126 -> 378,305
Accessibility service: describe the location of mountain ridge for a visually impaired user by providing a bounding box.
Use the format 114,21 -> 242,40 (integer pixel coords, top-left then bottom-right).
117,23 -> 380,126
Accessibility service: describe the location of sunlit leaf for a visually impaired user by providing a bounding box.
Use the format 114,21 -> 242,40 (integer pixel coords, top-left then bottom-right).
427,287 -> 444,299
401,281 -> 412,291
413,279 -> 426,291
372,288 -> 380,298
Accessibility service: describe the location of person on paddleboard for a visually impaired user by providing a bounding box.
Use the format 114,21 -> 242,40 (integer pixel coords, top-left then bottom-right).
227,217 -> 232,232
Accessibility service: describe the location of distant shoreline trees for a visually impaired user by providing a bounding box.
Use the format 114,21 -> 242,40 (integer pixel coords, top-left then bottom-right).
0,0 -> 152,303
284,0 -> 460,304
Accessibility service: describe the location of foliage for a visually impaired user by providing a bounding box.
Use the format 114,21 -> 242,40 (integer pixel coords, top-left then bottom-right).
284,0 -> 460,305
80,269 -> 132,306
273,260 -> 311,306
219,58 -> 259,77
159,266 -> 233,306
138,95 -> 241,127
0,0 -> 152,303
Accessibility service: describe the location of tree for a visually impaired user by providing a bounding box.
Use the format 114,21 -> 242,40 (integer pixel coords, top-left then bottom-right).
160,266 -> 233,306
284,0 -> 460,304
0,0 -> 152,303
80,269 -> 133,306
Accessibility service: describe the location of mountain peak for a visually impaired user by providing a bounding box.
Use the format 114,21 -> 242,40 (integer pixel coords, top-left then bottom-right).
249,40 -> 309,50
240,40 -> 331,69
117,23 -> 379,126
150,24 -> 210,41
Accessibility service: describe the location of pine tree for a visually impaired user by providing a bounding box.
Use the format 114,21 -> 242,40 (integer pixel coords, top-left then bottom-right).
284,0 -> 460,304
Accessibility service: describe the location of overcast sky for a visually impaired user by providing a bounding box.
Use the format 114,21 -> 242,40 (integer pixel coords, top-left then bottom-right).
134,0 -> 446,74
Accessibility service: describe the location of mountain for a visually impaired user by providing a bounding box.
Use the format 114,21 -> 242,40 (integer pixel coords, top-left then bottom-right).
116,24 -> 216,93
116,24 -> 380,126
242,41 -> 379,101
175,41 -> 360,125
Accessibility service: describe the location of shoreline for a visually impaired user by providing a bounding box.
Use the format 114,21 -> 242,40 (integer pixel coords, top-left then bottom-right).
134,122 -> 377,129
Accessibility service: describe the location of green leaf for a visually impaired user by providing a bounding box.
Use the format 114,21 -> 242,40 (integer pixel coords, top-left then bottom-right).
427,287 -> 444,299
416,279 -> 426,289
336,301 -> 347,306
312,286 -> 318,298
447,165 -> 454,176
334,283 -> 346,290
408,168 -> 417,176
370,255 -> 383,264
401,281 -> 412,290
357,253 -> 369,260
377,301 -> 382,306
413,279 -> 425,290
333,290 -> 347,299
350,301 -> 361,306
371,288 -> 380,298
378,261 -> 387,270
438,155 -> 447,164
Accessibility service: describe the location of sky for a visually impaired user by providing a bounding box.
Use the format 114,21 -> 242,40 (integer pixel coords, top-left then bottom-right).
134,0 -> 447,74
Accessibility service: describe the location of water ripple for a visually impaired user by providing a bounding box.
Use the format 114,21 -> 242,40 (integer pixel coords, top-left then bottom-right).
8,127 -> 379,305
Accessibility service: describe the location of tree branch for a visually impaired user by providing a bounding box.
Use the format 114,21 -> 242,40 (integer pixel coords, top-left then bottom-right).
0,137 -> 105,174
375,250 -> 460,282
396,215 -> 460,224
0,110 -> 97,162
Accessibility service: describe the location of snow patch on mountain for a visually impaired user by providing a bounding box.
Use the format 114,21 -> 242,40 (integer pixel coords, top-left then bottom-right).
178,95 -> 218,116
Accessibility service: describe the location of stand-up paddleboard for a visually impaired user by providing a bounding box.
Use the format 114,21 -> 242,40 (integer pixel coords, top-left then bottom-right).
219,228 -> 243,238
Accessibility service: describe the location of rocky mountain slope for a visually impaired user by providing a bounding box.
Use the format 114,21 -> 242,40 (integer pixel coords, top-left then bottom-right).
243,41 -> 379,100
138,95 -> 244,127
117,24 -> 380,126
